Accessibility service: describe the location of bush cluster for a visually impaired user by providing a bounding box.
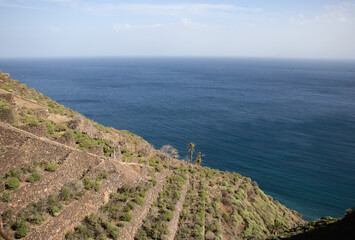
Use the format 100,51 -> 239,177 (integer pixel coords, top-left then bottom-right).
0,177 -> 92,239
67,172 -> 157,239
136,173 -> 186,239
148,158 -> 163,172
0,164 -> 46,197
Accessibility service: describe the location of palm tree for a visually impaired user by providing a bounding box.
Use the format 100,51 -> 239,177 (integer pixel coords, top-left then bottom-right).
188,142 -> 196,163
195,152 -> 204,166
195,152 -> 202,166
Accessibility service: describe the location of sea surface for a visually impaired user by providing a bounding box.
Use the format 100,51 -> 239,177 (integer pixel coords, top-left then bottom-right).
0,57 -> 354,221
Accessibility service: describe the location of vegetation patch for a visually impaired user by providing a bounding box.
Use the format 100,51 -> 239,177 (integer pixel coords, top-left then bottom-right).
148,158 -> 163,172
1,191 -> 11,202
66,171 -> 157,240
0,98 -> 15,123
135,172 -> 186,240
1,175 -> 106,239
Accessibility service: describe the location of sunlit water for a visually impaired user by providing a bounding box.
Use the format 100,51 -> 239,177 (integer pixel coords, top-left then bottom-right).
1,57 -> 354,220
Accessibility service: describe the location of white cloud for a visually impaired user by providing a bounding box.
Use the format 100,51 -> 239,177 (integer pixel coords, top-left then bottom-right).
84,3 -> 262,16
181,18 -> 202,27
113,23 -> 164,31
291,2 -> 355,24
0,0 -> 35,8
113,24 -> 131,31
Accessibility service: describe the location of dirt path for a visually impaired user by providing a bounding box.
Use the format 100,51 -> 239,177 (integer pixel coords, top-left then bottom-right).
119,169 -> 171,240
164,176 -> 190,240
0,122 -> 144,168
0,122 -> 96,156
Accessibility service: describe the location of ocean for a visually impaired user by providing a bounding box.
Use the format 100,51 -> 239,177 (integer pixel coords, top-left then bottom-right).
0,57 -> 354,221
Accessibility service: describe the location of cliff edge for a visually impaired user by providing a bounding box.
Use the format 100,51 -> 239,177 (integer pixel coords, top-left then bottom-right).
0,71 -> 304,240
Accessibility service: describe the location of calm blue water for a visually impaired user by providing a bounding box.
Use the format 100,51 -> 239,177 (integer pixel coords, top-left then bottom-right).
0,57 -> 354,221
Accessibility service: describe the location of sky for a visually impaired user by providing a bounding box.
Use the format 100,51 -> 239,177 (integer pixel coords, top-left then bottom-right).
0,0 -> 355,59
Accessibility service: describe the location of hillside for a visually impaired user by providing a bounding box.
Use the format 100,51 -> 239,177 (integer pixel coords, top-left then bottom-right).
270,208 -> 355,240
0,71 -> 304,240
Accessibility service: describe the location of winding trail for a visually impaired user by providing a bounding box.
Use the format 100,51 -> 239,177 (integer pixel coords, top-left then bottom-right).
0,122 -> 143,168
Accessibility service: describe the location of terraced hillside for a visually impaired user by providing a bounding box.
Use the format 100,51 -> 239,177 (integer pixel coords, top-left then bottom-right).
0,71 -> 304,240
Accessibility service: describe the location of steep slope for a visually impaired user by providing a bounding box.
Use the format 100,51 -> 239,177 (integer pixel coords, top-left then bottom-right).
0,71 -> 304,240
271,209 -> 355,240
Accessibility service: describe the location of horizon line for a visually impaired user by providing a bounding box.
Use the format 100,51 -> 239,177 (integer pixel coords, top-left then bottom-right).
1,56 -> 355,61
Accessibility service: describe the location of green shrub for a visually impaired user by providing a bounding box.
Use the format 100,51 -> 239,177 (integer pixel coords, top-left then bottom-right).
20,115 -> 40,126
138,157 -> 147,164
161,210 -> 174,222
21,164 -> 36,174
93,181 -> 100,192
62,129 -> 74,138
152,178 -> 157,186
61,187 -> 71,201
12,220 -> 29,238
96,172 -> 108,181
101,139 -> 117,157
5,177 -> 20,190
73,130 -> 100,151
83,178 -> 92,190
106,221 -> 120,239
45,163 -> 58,172
47,195 -> 63,216
83,178 -> 100,192
2,209 -> 14,222
48,205 -> 61,216
55,124 -> 68,132
121,147 -> 134,162
15,225 -> 29,239
128,201 -> 136,209
134,196 -> 144,206
1,191 -> 11,202
45,120 -> 55,135
5,168 -> 20,178
26,172 -> 41,182
0,98 -> 15,123
149,158 -> 163,172
121,213 -> 132,221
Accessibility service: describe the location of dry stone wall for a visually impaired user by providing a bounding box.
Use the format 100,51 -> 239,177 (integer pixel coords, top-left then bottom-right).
0,123 -> 71,175
24,172 -> 125,240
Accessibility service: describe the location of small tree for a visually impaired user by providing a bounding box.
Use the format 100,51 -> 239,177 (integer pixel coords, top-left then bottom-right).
195,152 -> 203,166
187,142 -> 196,163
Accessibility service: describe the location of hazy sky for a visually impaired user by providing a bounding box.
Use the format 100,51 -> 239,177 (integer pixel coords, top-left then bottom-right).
1,0 -> 355,58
